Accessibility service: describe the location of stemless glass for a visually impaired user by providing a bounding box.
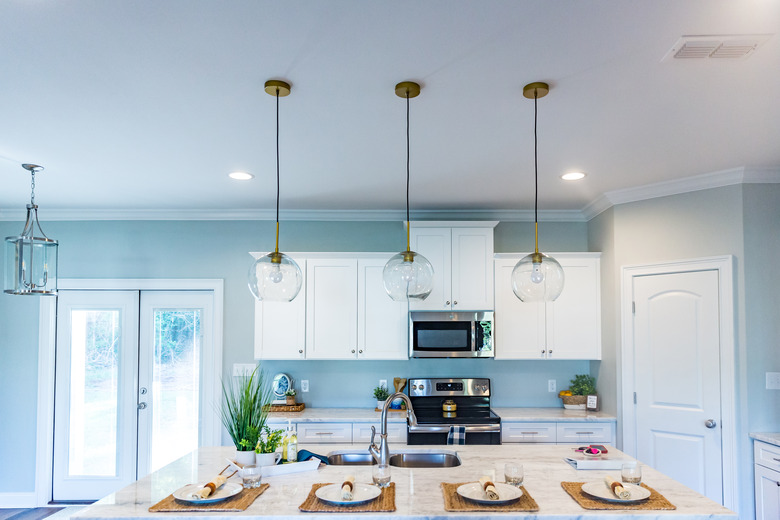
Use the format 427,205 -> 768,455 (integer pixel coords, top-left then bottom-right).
241,465 -> 262,488
372,464 -> 391,488
504,463 -> 524,487
621,462 -> 642,484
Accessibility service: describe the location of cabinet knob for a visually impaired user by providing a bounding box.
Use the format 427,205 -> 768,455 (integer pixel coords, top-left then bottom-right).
298,349 -> 303,354
541,349 -> 546,355
351,349 -> 356,354
548,349 -> 552,355
358,350 -> 363,354
445,301 -> 450,306
453,301 -> 458,306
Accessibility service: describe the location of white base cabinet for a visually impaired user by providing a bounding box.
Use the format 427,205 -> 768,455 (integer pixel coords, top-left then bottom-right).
266,421 -> 408,445
502,421 -> 615,444
755,440 -> 780,520
494,253 -> 601,360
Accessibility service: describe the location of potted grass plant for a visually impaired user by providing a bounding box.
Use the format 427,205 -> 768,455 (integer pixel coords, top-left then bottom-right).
220,366 -> 273,465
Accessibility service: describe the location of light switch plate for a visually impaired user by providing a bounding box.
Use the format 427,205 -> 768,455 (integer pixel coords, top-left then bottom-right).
379,379 -> 387,389
232,363 -> 256,377
301,380 -> 309,392
766,372 -> 780,390
548,379 -> 557,392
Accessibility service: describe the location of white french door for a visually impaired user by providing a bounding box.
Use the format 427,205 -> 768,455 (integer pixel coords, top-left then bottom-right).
53,290 -> 213,501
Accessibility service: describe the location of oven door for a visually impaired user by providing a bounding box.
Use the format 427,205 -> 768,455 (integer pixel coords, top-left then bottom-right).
407,424 -> 502,445
411,320 -> 475,357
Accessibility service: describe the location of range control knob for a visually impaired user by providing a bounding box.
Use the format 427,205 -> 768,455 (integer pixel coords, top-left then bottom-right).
419,384 -> 425,390
411,384 -> 417,390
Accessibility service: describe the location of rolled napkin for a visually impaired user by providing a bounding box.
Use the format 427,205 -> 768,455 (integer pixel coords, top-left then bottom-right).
341,474 -> 355,501
605,475 -> 631,499
479,476 -> 500,500
190,474 -> 228,499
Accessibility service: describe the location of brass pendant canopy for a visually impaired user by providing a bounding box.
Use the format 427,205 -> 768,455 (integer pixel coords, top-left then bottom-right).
522,82 -> 549,99
264,80 -> 291,97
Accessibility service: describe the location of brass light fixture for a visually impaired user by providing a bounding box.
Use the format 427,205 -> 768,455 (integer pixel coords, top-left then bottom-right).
382,81 -> 434,301
511,82 -> 565,302
248,80 -> 303,302
4,164 -> 58,295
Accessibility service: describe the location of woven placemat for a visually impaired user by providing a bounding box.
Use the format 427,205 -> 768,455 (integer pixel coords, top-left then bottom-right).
149,483 -> 269,512
561,482 -> 676,510
441,482 -> 539,512
299,482 -> 395,513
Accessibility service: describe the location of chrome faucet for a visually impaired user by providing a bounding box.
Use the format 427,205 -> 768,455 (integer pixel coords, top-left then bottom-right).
369,392 -> 417,466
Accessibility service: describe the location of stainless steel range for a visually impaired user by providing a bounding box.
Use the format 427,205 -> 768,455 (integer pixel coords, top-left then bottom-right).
406,377 -> 501,445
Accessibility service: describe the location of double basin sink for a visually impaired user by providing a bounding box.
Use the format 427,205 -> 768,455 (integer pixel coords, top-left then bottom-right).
327,450 -> 461,468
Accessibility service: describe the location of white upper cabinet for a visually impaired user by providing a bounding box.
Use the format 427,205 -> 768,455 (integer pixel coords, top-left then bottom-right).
357,258 -> 408,360
410,223 -> 497,311
494,253 -> 601,360
306,258 -> 359,359
254,256 -> 307,360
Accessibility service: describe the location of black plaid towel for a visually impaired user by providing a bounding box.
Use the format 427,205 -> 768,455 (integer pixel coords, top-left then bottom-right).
447,425 -> 466,445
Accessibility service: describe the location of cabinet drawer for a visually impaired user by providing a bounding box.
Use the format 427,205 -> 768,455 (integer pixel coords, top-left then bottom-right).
556,422 -> 614,444
352,423 -> 407,444
756,440 -> 780,472
501,422 -> 556,443
297,423 -> 352,444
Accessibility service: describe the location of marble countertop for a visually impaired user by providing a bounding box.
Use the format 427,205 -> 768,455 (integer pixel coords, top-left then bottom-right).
268,407 -> 616,424
750,432 -> 780,447
74,444 -> 734,520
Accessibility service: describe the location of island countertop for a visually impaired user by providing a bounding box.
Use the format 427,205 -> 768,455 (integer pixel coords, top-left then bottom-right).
74,444 -> 734,520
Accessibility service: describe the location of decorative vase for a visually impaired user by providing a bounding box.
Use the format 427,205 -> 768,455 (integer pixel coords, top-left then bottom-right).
235,449 -> 256,466
286,396 -> 296,405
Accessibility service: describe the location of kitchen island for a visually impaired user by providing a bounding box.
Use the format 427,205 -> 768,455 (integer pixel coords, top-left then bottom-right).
74,444 -> 735,519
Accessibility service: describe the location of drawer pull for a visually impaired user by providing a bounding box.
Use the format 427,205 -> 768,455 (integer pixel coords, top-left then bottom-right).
314,432 -> 334,435
521,432 -> 539,435
576,431 -> 595,435
773,457 -> 780,462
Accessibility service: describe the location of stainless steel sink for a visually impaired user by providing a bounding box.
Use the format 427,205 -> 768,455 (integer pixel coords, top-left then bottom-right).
327,450 -> 461,468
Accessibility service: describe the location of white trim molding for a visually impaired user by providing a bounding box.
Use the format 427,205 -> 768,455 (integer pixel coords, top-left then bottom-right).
620,256 -> 737,511
35,279 -> 224,506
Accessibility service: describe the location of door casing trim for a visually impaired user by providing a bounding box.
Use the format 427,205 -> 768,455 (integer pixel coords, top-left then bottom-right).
620,256 -> 736,510
35,279 -> 224,506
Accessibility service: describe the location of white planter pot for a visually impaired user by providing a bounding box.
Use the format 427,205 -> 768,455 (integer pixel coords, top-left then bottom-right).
235,450 -> 255,466
255,452 -> 282,467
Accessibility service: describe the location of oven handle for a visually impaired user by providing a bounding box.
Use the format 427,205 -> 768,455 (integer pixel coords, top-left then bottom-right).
408,424 -> 501,434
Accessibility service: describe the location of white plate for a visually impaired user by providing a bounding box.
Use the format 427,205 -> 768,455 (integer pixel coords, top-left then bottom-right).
315,483 -> 381,506
172,482 -> 243,504
580,481 -> 651,503
456,482 -> 523,505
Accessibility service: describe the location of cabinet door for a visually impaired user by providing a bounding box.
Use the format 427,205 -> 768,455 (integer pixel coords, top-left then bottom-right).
755,465 -> 780,520
306,258 -> 358,359
409,227 -> 451,310
357,258 -> 409,360
546,256 -> 601,360
352,422 -> 407,444
494,259 -> 546,359
501,422 -> 556,443
254,257 -> 306,359
451,228 -> 494,310
296,423 -> 353,444
556,422 -> 614,444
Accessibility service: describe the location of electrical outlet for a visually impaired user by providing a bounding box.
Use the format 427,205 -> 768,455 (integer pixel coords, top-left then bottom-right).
548,379 -> 557,393
301,380 -> 309,392
379,379 -> 387,389
232,363 -> 256,377
767,372 -> 780,390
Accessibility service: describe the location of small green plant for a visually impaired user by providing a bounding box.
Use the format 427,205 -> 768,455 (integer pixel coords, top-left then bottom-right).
569,374 -> 597,396
255,426 -> 284,454
284,389 -> 296,397
373,385 -> 390,401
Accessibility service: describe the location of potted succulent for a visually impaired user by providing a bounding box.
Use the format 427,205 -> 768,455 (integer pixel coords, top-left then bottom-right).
559,374 -> 597,409
285,388 -> 297,405
373,385 -> 390,409
220,366 -> 273,465
254,426 -> 284,466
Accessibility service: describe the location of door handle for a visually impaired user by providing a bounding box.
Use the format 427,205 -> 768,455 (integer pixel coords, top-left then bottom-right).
138,402 -> 147,410
704,419 -> 717,428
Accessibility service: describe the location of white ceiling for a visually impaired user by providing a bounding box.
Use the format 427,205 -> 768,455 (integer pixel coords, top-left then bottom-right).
1,0 -> 779,219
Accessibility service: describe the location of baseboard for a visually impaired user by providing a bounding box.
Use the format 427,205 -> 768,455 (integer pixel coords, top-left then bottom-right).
0,492 -> 38,508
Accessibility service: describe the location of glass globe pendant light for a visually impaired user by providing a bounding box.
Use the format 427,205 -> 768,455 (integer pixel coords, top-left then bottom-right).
4,164 -> 58,296
248,80 -> 302,302
383,81 -> 434,301
511,82 -> 565,302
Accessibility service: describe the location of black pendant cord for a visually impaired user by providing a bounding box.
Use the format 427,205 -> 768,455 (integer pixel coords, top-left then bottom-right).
534,90 -> 538,227
406,91 -> 411,251
274,88 -> 281,254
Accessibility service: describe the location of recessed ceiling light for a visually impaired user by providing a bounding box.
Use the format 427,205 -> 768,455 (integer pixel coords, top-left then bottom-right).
228,171 -> 254,180
561,172 -> 586,181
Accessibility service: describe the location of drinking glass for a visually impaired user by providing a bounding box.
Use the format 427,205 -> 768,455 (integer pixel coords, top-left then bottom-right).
372,464 -> 391,488
621,462 -> 642,484
504,463 -> 524,487
241,464 -> 262,489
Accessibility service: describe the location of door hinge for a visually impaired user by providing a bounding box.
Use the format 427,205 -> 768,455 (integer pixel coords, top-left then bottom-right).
633,392 -> 637,404
632,301 -> 636,314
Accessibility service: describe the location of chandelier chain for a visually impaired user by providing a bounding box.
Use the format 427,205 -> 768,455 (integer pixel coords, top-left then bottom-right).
30,170 -> 36,206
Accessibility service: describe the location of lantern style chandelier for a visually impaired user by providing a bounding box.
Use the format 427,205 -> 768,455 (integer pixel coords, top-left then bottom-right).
4,163 -> 58,295
511,82 -> 565,302
247,80 -> 303,302
382,81 -> 434,301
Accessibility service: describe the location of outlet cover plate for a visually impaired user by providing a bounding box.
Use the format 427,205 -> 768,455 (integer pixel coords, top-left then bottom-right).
301,380 -> 309,392
548,379 -> 557,393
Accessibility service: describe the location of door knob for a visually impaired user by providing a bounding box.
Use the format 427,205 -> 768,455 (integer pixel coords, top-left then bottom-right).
705,419 -> 717,428
138,402 -> 147,410
139,387 -> 147,395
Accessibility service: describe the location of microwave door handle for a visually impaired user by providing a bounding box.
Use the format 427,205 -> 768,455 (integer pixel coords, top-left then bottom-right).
471,321 -> 476,350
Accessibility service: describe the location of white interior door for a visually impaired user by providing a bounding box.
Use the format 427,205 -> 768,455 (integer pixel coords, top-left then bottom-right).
53,291 -> 139,501
632,269 -> 723,502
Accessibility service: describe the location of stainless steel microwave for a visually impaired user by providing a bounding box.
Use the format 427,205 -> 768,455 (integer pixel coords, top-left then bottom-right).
410,311 -> 494,358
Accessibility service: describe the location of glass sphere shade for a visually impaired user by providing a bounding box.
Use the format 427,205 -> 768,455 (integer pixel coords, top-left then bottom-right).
248,252 -> 302,302
511,253 -> 565,302
383,251 -> 434,301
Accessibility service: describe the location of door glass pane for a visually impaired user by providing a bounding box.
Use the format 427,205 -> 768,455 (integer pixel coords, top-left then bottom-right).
68,310 -> 120,476
150,309 -> 200,472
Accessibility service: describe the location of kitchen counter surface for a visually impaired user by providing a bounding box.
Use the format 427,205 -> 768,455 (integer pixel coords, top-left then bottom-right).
268,407 -> 616,423
74,444 -> 734,520
750,432 -> 780,447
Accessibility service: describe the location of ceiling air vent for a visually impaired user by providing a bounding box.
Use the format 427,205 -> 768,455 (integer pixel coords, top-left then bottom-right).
662,34 -> 772,61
